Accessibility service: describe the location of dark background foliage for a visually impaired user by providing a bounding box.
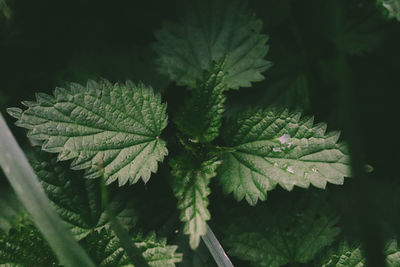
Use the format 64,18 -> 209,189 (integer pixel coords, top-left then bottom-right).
1,0 -> 400,266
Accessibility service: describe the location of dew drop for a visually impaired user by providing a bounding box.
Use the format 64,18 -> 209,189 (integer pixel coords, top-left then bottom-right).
286,166 -> 295,173
273,147 -> 282,152
174,229 -> 179,234
277,134 -> 290,144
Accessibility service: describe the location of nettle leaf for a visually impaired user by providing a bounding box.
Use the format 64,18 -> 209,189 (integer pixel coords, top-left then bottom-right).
83,229 -> 182,266
320,240 -> 400,267
170,153 -> 221,249
154,0 -> 271,90
379,0 -> 400,21
223,191 -> 340,267
0,223 -> 58,266
219,108 -> 351,205
7,80 -> 168,186
175,60 -> 227,143
30,150 -> 137,240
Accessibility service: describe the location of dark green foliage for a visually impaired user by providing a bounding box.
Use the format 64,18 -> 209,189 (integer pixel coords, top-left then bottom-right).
0,223 -> 58,266
1,0 -> 400,266
222,191 -> 340,267
30,150 -> 138,239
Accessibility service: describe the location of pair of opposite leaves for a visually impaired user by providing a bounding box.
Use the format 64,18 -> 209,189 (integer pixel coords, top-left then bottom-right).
7,0 -> 351,250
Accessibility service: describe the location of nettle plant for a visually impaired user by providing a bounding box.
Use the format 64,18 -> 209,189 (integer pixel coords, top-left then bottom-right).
2,0 -> 400,266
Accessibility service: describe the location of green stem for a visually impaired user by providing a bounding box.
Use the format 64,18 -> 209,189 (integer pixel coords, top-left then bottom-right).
100,176 -> 150,267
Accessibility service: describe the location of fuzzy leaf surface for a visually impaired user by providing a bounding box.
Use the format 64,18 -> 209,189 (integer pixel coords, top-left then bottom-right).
219,108 -> 351,205
175,61 -> 227,143
8,80 -> 168,186
170,154 -> 220,249
320,240 -> 400,267
223,191 -> 340,267
83,229 -> 182,266
154,0 -> 271,90
30,150 -> 137,240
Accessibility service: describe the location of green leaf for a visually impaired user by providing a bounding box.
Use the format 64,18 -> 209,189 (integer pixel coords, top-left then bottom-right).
30,150 -> 137,240
0,187 -> 25,233
170,153 -> 221,249
219,108 -> 351,205
223,191 -> 340,267
0,114 -> 95,267
0,223 -> 58,266
0,0 -> 11,20
7,80 -> 168,186
154,0 -> 271,90
379,0 -> 400,21
175,60 -> 227,143
82,229 -> 182,267
320,240 -> 400,267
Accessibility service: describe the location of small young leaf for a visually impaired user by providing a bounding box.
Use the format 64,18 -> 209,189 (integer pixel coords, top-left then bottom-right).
223,191 -> 340,267
8,80 -> 168,186
170,153 -> 221,249
30,150 -> 138,240
82,229 -> 182,267
320,240 -> 400,267
219,108 -> 351,205
175,60 -> 227,143
154,0 -> 271,90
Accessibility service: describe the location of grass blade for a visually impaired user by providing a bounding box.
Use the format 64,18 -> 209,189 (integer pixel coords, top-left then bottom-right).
202,223 -> 234,267
0,113 -> 95,267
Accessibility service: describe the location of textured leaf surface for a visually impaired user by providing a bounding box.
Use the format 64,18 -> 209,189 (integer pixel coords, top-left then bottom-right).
320,240 -> 400,267
83,229 -> 182,266
8,80 -> 168,186
170,153 -> 221,249
0,223 -> 182,267
0,223 -> 58,266
30,150 -> 137,240
219,108 -> 351,205
154,0 -> 271,90
223,191 -> 340,267
175,60 -> 227,143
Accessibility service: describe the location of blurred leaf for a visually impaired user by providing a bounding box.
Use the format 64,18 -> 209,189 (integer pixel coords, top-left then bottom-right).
154,0 -> 271,90
0,113 -> 95,266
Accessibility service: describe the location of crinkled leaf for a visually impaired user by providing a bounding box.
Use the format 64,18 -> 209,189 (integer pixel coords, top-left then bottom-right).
223,191 -> 340,267
320,240 -> 400,267
379,0 -> 400,21
170,153 -> 221,249
154,0 -> 271,90
0,223 -> 58,266
82,229 -> 182,267
175,60 -> 227,143
219,108 -> 351,205
7,80 -> 168,186
30,150 -> 137,240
